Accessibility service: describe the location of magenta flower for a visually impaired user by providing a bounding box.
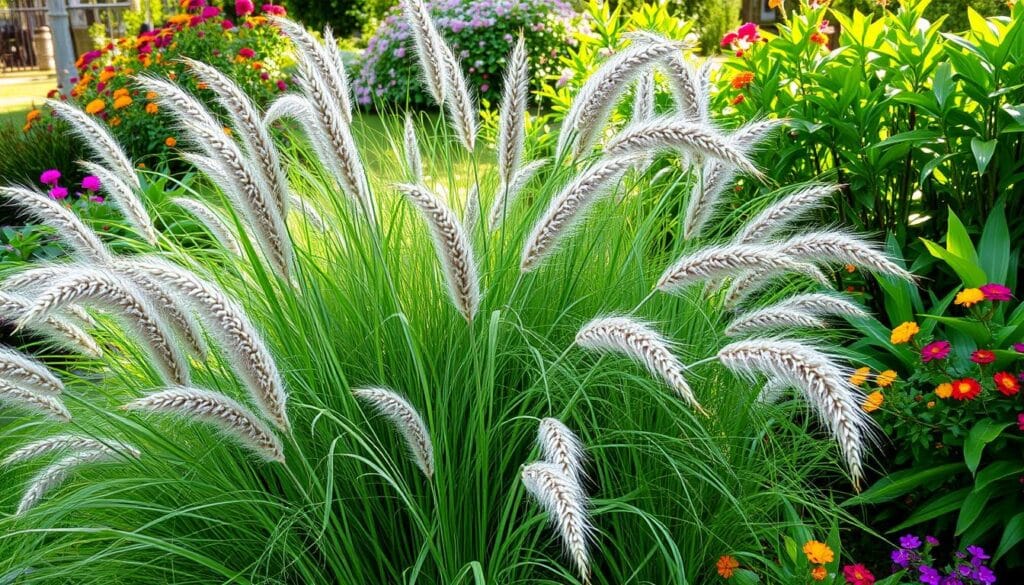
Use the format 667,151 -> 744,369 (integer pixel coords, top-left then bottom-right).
221,19 -> 234,30
235,0 -> 254,16
89,195 -> 104,203
261,3 -> 286,16
921,341 -> 951,363
276,80 -> 287,91
980,283 -> 1012,301
49,186 -> 68,200
238,47 -> 255,59
39,169 -> 61,185
971,349 -> 996,365
81,175 -> 101,191
201,6 -> 220,18
1018,412 -> 1024,432
1013,343 -> 1024,353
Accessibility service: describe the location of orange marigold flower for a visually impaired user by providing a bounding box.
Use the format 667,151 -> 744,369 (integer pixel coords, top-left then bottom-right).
926,400 -> 936,408
145,102 -> 159,114
862,390 -> 883,413
849,366 -> 870,386
146,91 -> 158,100
223,127 -> 233,135
955,288 -> 985,307
165,136 -> 177,147
112,87 -> 129,99
769,0 -> 783,8
110,116 -> 122,126
845,263 -> 856,273
876,370 -> 897,388
85,98 -> 106,114
113,95 -> 133,109
197,82 -> 209,90
99,69 -> 115,83
935,382 -> 953,398
716,555 -> 739,578
811,566 -> 828,581
25,109 -> 41,123
890,321 -> 919,344
731,71 -> 755,89
810,32 -> 828,45
803,540 -> 834,564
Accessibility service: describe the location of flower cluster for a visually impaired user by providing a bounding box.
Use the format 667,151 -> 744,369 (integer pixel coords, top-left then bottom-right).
37,169 -> 103,203
353,0 -> 578,108
803,540 -> 833,581
720,22 -> 761,57
842,563 -> 875,585
891,535 -> 995,585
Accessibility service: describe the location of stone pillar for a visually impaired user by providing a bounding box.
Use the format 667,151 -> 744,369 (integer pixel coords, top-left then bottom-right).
46,0 -> 78,95
33,25 -> 55,71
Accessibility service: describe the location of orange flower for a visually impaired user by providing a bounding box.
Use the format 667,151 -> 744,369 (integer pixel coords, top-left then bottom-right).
955,288 -> 985,307
935,382 -> 953,398
25,109 -> 41,123
110,116 -> 122,126
810,32 -> 828,45
165,136 -> 177,147
811,566 -> 828,581
99,69 -> 115,83
730,94 -> 745,105
849,366 -> 870,386
223,127 -> 233,136
802,540 -> 834,564
769,0 -> 783,8
890,321 -> 919,344
113,95 -> 133,109
731,71 -> 754,89
862,391 -> 883,413
993,372 -> 1020,396
197,82 -> 209,90
146,91 -> 158,100
113,87 -> 129,99
716,555 -> 739,578
145,102 -> 159,114
876,370 -> 897,388
85,98 -> 106,114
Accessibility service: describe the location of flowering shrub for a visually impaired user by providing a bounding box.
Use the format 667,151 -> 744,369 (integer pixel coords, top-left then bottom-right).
353,0 -> 578,108
63,0 -> 291,161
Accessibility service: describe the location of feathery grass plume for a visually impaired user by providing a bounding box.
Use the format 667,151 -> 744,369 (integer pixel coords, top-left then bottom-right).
0,186 -> 111,263
395,184 -> 480,322
353,387 -> 434,478
757,377 -> 791,405
768,293 -> 869,320
0,347 -> 64,395
0,380 -> 71,422
288,194 -> 327,231
439,44 -> 478,152
683,119 -> 785,239
46,99 -> 139,189
16,448 -> 127,515
576,316 -> 705,413
3,434 -> 140,466
722,262 -> 830,309
604,118 -> 764,180
463,183 -> 480,233
0,293 -> 102,358
183,58 -> 290,217
724,307 -> 826,337
403,112 -> 423,181
717,339 -> 873,490
489,158 -> 547,230
321,26 -> 355,124
557,37 -> 682,159
117,257 -> 290,432
520,461 -> 591,584
399,0 -> 449,104
537,418 -> 585,484
271,19 -> 353,125
17,270 -> 189,386
77,161 -> 158,245
657,243 -> 806,294
172,197 -> 242,254
113,264 -> 208,359
124,386 -> 285,463
521,154 -> 641,272
62,303 -> 98,328
660,52 -> 707,123
629,70 -> 656,174
776,231 -> 915,282
734,184 -> 840,244
496,35 -> 528,189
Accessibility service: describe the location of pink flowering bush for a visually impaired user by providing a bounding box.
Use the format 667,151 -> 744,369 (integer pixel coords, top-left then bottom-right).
353,0 -> 578,108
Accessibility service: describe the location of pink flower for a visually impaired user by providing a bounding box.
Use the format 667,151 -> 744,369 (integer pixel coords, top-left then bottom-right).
737,22 -> 760,41
81,175 -> 101,191
39,169 -> 61,185
276,80 -> 287,91
238,47 -> 255,59
261,3 -> 286,16
89,195 -> 104,204
201,6 -> 220,18
235,0 -> 254,16
221,19 -> 235,30
721,32 -> 738,47
1018,412 -> 1024,431
921,341 -> 951,363
971,349 -> 996,365
49,186 -> 68,200
1013,343 -> 1024,353
186,0 -> 206,11
480,83 -> 489,92
980,283 -> 1012,301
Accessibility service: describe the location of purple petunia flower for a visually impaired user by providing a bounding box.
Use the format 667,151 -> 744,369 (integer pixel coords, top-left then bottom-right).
1013,343 -> 1024,353
901,534 -> 923,550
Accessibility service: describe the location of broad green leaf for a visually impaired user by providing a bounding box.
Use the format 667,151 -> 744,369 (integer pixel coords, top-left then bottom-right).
874,573 -> 907,585
891,488 -> 970,532
843,463 -> 965,506
995,512 -> 1024,561
975,460 -> 1024,493
964,419 -> 1010,473
933,61 -> 953,109
919,314 -> 991,345
946,210 -> 979,264
971,138 -> 998,175
978,202 -> 1009,284
920,238 -> 987,287
732,569 -> 761,585
955,486 -> 994,536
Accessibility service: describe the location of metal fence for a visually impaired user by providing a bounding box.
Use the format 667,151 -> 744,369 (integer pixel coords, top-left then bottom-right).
0,1 -> 132,73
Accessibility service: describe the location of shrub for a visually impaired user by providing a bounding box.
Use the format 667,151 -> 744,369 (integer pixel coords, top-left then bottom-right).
353,0 -> 578,108
285,0 -> 391,36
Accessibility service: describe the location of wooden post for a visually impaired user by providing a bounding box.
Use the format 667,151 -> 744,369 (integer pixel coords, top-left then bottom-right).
46,0 -> 78,95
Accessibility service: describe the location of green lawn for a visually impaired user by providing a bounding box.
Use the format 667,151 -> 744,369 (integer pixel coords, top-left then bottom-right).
0,70 -> 56,125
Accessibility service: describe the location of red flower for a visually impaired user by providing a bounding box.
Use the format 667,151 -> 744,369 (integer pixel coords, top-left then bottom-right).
951,378 -> 982,401
731,71 -> 754,89
730,94 -> 745,105
971,350 -> 996,365
994,372 -> 1020,397
810,32 -> 828,45
843,564 -> 875,585
238,47 -> 255,59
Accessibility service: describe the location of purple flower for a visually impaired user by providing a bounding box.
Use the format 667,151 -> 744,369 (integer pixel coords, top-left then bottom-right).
89,195 -> 104,204
81,175 -> 101,191
49,186 -> 68,200
919,566 -> 941,585
901,534 -> 923,550
967,545 -> 990,563
972,565 -> 996,584
479,83 -> 489,92
892,548 -> 913,568
1013,343 -> 1024,353
926,536 -> 940,546
40,169 -> 61,186
980,283 -> 1012,301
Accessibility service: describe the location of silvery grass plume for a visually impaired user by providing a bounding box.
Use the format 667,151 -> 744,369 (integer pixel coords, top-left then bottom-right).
520,461 -> 592,585
603,117 -> 764,180
139,76 -> 292,277
767,293 -> 869,320
733,184 -> 840,244
757,377 -> 791,405
322,26 -> 355,123
724,306 -> 826,337
0,292 -> 102,358
403,113 -> 423,181
537,418 -> 586,485
353,387 -> 434,478
172,197 -> 243,255
463,183 -> 480,233
16,447 -> 136,516
657,243 -> 807,294
116,257 -> 290,432
628,70 -> 656,174
0,380 -> 70,422
0,347 -> 64,395
3,434 -> 139,466
0,186 -> 111,263
575,316 -> 706,414
111,266 -> 208,359
46,99 -> 139,190
395,184 -> 480,322
124,386 -> 285,463
400,0 -> 449,104
521,153 -> 642,272
659,52 -> 710,124
496,35 -> 529,190
16,270 -> 188,386
76,161 -> 158,246
489,158 -> 547,231
3,266 -> 102,328
271,18 -> 353,126
722,262 -> 830,309
439,42 -> 478,152
288,194 -> 327,232
684,118 -> 785,239
183,58 -> 290,217
775,231 -> 915,282
557,36 -> 683,160
717,339 -> 873,490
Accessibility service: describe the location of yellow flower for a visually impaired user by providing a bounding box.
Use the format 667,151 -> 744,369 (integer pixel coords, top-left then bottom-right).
85,98 -> 105,114
849,366 -> 870,386
811,566 -> 828,581
113,95 -> 133,110
890,321 -> 919,344
168,14 -> 191,25
876,370 -> 897,388
145,102 -> 159,114
803,540 -> 834,564
955,288 -> 985,307
935,382 -> 953,399
112,87 -> 129,99
862,391 -> 884,413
